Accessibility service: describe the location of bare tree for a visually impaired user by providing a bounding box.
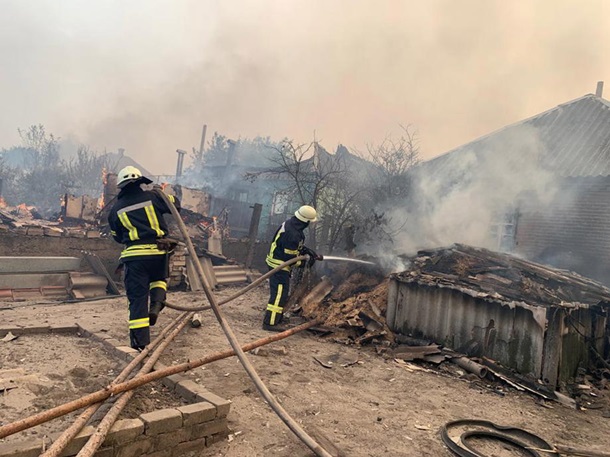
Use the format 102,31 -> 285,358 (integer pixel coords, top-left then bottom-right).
11,125 -> 67,215
363,124 -> 420,204
18,124 -> 61,168
342,125 -> 421,249
248,141 -> 370,252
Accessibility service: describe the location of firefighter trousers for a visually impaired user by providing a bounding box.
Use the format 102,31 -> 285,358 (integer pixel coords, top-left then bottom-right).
263,268 -> 290,326
123,256 -> 168,349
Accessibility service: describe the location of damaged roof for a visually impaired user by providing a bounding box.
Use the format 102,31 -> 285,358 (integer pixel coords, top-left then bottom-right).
419,94 -> 610,179
392,244 -> 610,309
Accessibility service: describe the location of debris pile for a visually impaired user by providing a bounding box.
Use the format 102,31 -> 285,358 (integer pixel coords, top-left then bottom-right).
293,245 -> 610,407
293,262 -> 392,344
0,199 -> 102,238
392,243 -> 610,308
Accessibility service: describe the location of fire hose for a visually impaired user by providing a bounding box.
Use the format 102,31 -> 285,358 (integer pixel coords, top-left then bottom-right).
441,419 -> 557,457
152,187 -> 334,457
164,254 -> 311,312
0,192 -> 335,455
441,419 -> 610,457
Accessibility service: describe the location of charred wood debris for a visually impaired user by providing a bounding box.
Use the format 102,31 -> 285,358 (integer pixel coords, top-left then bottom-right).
290,245 -> 610,412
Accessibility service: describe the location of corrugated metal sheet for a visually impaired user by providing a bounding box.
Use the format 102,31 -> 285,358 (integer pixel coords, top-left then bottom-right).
387,281 -> 545,377
418,94 -> 610,179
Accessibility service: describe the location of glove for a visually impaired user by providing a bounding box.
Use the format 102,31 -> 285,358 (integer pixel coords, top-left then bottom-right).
299,246 -> 323,267
156,237 -> 179,252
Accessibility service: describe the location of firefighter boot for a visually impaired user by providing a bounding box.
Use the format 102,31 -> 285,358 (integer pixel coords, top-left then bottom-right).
262,311 -> 291,332
149,301 -> 166,326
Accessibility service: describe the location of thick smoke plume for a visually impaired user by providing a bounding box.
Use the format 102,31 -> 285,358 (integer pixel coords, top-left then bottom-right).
1,1 -> 609,174
389,126 -> 558,255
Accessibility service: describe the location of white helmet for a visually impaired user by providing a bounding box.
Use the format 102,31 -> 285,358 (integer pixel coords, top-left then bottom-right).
295,205 -> 318,223
117,166 -> 152,188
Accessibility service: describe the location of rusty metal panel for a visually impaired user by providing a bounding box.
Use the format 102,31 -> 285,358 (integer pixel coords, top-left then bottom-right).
387,280 -> 545,378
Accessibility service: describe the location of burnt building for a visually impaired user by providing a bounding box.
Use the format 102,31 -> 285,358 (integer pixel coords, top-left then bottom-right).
387,244 -> 610,387
411,86 -> 610,285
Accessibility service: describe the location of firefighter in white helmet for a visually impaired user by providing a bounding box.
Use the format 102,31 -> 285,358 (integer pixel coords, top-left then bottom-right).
263,205 -> 322,331
108,166 -> 181,351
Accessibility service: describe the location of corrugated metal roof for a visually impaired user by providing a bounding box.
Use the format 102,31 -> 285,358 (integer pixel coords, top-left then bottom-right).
390,244 -> 610,309
419,94 -> 610,179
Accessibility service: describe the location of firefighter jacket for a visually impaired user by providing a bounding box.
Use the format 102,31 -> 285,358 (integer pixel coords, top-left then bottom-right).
108,186 -> 181,261
266,216 -> 308,271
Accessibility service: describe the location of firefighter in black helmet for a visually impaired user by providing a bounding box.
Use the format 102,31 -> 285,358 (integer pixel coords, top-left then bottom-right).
108,166 -> 181,351
263,205 -> 321,332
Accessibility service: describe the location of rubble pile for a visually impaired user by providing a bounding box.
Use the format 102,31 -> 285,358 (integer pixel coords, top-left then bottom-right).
0,201 -> 101,238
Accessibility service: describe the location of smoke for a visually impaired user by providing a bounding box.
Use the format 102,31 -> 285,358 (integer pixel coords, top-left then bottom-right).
1,1 -> 609,174
388,125 -> 559,254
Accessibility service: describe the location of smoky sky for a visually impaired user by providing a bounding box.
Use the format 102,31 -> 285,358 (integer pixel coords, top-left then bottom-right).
1,0 -> 608,174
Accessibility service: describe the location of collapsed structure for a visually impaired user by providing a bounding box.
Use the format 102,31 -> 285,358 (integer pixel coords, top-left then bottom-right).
387,244 -> 610,388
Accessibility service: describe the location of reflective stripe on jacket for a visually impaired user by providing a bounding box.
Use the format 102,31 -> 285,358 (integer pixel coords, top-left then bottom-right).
265,216 -> 307,271
108,186 -> 180,261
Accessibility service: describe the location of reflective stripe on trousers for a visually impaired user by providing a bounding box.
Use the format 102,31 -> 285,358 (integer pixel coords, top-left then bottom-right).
124,256 -> 168,349
263,269 -> 290,326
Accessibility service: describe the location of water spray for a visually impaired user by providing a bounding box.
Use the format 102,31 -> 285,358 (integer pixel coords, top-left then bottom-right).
319,255 -> 376,266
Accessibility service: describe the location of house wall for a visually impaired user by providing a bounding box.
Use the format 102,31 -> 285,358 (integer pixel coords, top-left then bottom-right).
515,176 -> 610,285
0,231 -> 122,280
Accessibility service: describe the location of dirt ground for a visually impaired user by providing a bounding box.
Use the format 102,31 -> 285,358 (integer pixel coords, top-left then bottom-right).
2,285 -> 610,457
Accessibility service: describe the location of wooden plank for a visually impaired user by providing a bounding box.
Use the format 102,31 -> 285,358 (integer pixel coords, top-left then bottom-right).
541,307 -> 564,389
391,345 -> 441,361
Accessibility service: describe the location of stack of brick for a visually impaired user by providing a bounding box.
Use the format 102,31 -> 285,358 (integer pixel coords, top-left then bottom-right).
0,400 -> 229,457
168,245 -> 187,289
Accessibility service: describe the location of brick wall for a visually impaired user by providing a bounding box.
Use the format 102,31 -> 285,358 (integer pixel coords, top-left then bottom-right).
515,176 -> 610,285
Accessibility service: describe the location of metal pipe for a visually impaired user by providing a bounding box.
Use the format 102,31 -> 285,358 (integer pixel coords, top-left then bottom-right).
0,319 -> 320,439
152,187 -> 333,457
452,357 -> 488,378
